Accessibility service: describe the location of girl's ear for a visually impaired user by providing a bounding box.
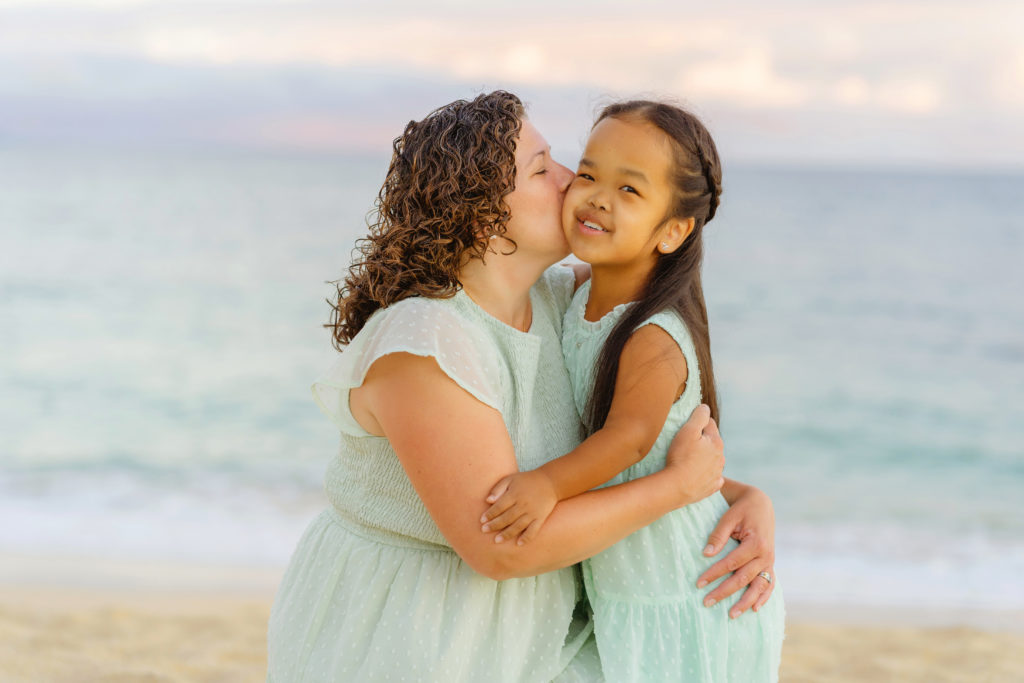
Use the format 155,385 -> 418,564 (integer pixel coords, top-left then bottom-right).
657,217 -> 696,254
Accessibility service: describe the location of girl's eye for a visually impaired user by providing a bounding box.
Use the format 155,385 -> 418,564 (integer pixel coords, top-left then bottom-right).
621,185 -> 638,194
577,173 -> 594,181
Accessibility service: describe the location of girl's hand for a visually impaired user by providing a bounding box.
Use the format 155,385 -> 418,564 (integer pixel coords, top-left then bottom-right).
696,485 -> 777,618
480,470 -> 558,545
664,404 -> 725,506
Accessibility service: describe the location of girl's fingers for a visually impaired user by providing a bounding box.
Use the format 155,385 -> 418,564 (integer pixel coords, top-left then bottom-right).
517,520 -> 542,546
481,494 -> 516,525
485,476 -> 512,504
482,506 -> 522,535
499,515 -> 533,544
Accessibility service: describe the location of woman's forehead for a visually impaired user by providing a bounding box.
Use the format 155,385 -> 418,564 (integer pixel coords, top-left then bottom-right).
516,119 -> 548,160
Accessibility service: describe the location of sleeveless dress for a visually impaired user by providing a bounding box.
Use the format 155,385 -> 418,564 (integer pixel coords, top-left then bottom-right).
266,266 -> 604,682
562,281 -> 786,683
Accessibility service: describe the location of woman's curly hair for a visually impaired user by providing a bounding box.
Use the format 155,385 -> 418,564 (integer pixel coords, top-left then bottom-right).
327,91 -> 525,348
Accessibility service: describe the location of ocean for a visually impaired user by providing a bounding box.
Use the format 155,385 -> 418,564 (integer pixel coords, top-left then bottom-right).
2,143 -> 1022,613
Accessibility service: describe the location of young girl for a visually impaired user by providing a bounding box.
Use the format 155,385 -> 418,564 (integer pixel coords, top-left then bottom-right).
480,101 -> 785,682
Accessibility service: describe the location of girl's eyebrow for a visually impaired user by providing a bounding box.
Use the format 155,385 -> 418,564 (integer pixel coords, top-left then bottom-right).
579,157 -> 648,183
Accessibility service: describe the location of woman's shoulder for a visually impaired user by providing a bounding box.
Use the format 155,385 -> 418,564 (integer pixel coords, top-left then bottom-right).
368,293 -> 465,329
534,264 -> 578,316
313,295 -> 504,435
354,295 -> 500,368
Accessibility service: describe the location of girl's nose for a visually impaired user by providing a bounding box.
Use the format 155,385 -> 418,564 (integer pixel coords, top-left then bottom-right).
586,189 -> 608,211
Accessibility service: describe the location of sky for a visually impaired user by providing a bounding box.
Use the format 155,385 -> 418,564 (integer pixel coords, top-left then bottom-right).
1,0 -> 1022,168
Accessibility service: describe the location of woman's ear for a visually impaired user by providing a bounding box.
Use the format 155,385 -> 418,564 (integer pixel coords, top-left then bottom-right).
657,217 -> 696,254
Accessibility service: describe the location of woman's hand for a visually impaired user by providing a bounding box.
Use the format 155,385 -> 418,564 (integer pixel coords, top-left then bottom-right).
480,470 -> 558,545
696,484 -> 777,618
664,404 -> 725,507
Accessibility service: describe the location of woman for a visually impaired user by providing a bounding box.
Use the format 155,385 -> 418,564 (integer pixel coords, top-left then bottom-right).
267,91 -> 777,682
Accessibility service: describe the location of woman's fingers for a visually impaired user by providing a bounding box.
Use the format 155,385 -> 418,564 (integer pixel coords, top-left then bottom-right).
753,579 -> 775,612
685,404 -> 712,436
700,509 -> 741,561
727,574 -> 769,618
697,529 -> 752,588
702,416 -> 722,446
702,560 -> 764,606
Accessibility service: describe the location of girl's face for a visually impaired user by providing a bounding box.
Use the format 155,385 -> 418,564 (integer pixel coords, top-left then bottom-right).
502,119 -> 575,265
562,117 -> 686,269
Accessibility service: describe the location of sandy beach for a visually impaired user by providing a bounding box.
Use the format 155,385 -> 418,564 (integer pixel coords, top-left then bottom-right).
1,557 -> 1021,683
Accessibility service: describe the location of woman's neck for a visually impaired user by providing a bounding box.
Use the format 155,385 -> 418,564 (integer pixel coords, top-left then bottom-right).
585,262 -> 653,321
459,251 -> 547,332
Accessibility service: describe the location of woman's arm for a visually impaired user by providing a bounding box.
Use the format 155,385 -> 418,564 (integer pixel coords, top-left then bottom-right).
354,351 -> 724,581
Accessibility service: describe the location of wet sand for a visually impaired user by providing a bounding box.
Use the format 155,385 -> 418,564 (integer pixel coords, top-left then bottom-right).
1,556 -> 1020,682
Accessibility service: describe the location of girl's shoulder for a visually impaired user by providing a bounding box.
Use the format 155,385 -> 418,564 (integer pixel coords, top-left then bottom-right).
632,308 -> 697,360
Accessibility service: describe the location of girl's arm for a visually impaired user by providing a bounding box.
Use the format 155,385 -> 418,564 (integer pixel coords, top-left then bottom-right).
353,350 -> 724,580
482,324 -> 697,542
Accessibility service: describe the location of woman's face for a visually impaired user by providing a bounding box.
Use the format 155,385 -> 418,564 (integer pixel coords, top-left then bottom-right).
501,119 -> 575,265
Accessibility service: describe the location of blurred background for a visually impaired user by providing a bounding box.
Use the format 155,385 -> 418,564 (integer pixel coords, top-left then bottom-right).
2,0 -> 1022,621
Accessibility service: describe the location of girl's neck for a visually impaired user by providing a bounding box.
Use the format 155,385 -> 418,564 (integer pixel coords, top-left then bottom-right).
585,262 -> 653,322
459,250 -> 547,332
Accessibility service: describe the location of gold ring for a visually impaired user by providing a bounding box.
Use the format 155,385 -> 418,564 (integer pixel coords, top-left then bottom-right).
756,571 -> 772,584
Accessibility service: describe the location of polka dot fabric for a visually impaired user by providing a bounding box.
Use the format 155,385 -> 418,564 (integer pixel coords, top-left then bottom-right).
311,298 -> 504,438
267,267 -> 602,682
563,281 -> 786,683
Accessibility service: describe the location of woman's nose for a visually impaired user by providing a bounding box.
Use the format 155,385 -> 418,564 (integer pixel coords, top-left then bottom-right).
554,162 -> 574,192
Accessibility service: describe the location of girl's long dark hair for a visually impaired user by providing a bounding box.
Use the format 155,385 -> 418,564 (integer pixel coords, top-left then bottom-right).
584,101 -> 723,434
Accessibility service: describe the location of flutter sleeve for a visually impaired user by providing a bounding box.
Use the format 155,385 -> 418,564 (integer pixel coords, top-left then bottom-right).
311,297 -> 503,437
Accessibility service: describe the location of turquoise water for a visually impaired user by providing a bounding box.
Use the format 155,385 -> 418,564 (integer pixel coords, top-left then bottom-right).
2,144 -> 1022,609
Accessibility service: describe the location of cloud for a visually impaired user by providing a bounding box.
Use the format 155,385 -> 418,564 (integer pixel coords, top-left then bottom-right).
0,1 -> 1021,167
675,48 -> 811,109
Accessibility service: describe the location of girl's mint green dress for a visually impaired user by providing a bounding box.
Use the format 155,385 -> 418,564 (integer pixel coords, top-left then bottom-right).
267,267 -> 604,682
563,281 -> 786,683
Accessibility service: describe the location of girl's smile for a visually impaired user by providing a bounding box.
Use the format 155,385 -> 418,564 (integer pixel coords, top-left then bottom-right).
574,209 -> 610,234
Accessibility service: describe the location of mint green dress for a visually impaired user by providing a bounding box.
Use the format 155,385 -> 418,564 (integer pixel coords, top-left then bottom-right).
563,281 -> 786,683
267,267 -> 604,682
